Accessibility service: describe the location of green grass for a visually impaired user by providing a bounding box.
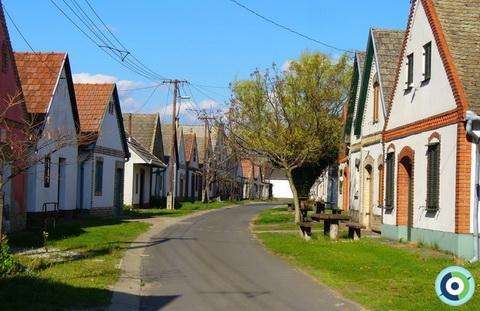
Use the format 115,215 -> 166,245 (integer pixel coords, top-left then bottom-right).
253,208 -> 480,310
2,217 -> 150,310
253,206 -> 323,231
123,200 -> 246,218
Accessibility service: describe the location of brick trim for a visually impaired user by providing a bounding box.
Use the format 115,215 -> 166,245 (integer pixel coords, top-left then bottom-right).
455,123 -> 471,233
396,146 -> 415,226
428,131 -> 441,143
384,108 -> 459,142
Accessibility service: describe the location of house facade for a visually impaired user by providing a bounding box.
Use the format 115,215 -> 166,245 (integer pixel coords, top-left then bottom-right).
75,83 -> 129,216
15,52 -> 79,217
0,3 -> 28,232
184,132 -> 201,200
123,113 -> 166,207
382,0 -> 480,259
162,124 -> 187,200
349,29 -> 404,231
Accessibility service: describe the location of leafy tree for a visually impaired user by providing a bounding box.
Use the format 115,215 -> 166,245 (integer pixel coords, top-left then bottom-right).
226,52 -> 351,223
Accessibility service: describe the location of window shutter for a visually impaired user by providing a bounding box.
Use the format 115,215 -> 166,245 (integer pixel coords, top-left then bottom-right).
407,53 -> 414,87
427,144 -> 440,209
95,159 -> 103,196
423,42 -> 432,81
385,153 -> 394,208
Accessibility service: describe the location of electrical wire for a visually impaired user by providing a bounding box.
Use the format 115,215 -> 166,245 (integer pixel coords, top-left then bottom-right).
227,0 -> 354,54
133,86 -> 158,113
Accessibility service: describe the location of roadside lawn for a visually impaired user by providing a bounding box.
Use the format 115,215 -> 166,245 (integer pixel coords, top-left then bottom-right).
253,207 -> 480,310
1,217 -> 150,310
123,200 -> 250,218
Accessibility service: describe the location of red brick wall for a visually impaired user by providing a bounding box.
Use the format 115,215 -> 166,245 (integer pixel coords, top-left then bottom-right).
396,147 -> 414,226
455,123 -> 471,234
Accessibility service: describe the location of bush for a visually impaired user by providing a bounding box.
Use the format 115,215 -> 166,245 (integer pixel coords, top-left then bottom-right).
0,239 -> 24,277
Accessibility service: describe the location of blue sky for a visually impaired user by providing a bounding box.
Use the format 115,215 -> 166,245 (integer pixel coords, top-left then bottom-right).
3,0 -> 410,124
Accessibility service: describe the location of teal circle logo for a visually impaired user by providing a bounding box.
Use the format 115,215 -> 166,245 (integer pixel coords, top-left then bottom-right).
435,266 -> 475,306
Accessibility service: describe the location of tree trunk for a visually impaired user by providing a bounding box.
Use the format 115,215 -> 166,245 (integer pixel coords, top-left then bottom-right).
286,169 -> 301,224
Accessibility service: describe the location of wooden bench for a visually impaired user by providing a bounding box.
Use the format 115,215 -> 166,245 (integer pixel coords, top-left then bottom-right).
298,221 -> 313,240
311,213 -> 349,240
345,222 -> 365,240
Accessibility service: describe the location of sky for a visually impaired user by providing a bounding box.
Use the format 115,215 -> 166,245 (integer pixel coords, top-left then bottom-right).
3,0 -> 410,124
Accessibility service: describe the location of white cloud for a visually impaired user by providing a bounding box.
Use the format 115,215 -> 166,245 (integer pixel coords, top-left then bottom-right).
198,99 -> 219,110
282,60 -> 293,72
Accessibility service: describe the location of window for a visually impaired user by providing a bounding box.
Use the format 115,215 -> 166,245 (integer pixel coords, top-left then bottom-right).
94,158 -> 103,196
406,53 -> 414,89
44,156 -> 51,188
385,153 -> 395,209
426,143 -> 440,210
135,173 -> 139,194
1,42 -> 9,73
378,165 -> 384,207
108,101 -> 114,115
423,42 -> 432,81
373,82 -> 380,122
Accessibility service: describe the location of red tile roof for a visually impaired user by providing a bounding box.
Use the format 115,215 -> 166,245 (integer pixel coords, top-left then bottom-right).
74,83 -> 114,133
14,52 -> 66,114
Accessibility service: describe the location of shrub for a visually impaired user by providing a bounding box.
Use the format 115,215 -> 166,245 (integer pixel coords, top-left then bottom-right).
0,239 -> 24,277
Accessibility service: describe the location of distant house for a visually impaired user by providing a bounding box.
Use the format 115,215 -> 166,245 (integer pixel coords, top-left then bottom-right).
123,113 -> 166,208
239,159 -> 267,200
15,52 -> 80,216
349,29 -> 405,231
184,132 -> 201,200
162,124 -> 187,199
382,0 -> 480,259
0,3 -> 29,232
267,169 -> 292,199
75,83 -> 129,215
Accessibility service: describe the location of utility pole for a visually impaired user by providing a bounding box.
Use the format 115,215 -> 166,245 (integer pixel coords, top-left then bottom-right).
198,115 -> 215,203
164,79 -> 187,209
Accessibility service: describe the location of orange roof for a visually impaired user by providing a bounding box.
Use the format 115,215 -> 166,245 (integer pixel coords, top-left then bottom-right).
14,52 -> 66,114
75,83 -> 114,133
184,133 -> 196,162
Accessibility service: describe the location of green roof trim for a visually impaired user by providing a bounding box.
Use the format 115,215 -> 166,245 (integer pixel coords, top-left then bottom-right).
353,36 -> 374,137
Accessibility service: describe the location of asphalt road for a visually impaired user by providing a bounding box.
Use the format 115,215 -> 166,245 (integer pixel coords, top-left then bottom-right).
139,204 -> 360,311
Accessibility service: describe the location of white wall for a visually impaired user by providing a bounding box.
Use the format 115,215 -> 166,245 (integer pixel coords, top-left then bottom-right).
386,1 -> 457,131
383,124 -> 458,233
271,179 -> 293,199
27,66 -> 78,212
91,154 -> 123,209
349,150 -> 362,211
123,147 -> 151,206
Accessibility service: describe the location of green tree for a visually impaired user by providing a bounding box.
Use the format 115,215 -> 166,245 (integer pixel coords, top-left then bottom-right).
227,52 -> 351,223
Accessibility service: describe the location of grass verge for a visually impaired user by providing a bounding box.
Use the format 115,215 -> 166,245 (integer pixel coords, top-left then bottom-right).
1,217 -> 150,310
253,207 -> 480,310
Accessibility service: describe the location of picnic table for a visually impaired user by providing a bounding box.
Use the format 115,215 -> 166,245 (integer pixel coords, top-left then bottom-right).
311,212 -> 349,240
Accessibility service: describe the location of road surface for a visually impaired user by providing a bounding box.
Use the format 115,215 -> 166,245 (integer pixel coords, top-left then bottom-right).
139,203 -> 360,310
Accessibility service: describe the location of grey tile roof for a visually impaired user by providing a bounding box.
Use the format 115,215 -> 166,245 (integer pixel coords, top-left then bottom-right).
371,29 -> 405,103
123,113 -> 157,151
432,0 -> 480,113
356,51 -> 366,77
127,135 -> 165,167
161,124 -> 174,157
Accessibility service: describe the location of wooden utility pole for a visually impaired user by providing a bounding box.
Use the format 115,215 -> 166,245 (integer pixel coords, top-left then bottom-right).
198,115 -> 215,203
164,80 -> 187,209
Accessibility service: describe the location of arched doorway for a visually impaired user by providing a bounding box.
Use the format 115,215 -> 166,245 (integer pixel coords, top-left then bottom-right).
363,164 -> 373,227
397,149 -> 414,241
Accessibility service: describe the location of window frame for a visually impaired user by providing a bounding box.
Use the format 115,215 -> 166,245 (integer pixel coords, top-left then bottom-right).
406,53 -> 414,89
44,156 -> 51,188
385,153 -> 395,209
426,142 -> 440,210
423,42 -> 432,82
373,81 -> 380,123
94,157 -> 104,196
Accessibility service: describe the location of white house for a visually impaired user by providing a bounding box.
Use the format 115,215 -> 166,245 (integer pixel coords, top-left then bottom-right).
15,52 -> 79,216
75,83 -> 129,216
349,29 -> 404,231
268,169 -> 293,199
123,113 -> 166,207
382,0 -> 480,259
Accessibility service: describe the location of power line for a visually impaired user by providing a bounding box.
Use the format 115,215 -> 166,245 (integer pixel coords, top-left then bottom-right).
227,0 -> 354,54
133,85 -> 159,113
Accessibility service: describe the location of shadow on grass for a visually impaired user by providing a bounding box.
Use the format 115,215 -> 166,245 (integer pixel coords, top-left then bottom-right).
8,217 -> 130,249
0,275 -> 180,311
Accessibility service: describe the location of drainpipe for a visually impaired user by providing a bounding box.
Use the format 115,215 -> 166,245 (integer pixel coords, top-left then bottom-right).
466,111 -> 480,263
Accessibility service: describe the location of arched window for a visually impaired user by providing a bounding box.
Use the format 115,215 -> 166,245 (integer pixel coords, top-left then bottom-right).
373,81 -> 380,123
426,134 -> 440,210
